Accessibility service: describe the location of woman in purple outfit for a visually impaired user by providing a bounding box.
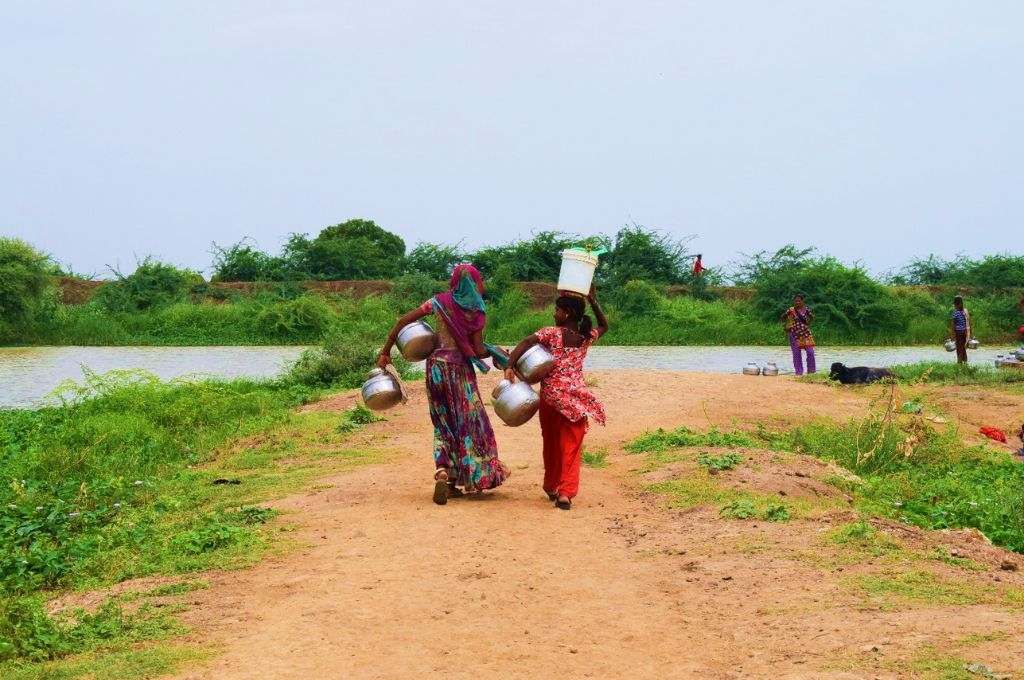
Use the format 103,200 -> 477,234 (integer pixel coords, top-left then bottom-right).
782,294 -> 816,376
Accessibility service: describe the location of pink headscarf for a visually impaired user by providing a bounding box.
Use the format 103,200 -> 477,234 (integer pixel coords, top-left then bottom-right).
432,263 -> 486,362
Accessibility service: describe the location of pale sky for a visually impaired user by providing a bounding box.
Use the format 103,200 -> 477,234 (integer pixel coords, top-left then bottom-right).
2,1 -> 1021,279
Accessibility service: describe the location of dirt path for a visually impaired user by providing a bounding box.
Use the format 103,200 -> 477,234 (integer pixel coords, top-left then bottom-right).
171,373 -> 1024,679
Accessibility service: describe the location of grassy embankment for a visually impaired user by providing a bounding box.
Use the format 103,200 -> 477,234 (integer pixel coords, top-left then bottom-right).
0,370 -> 392,679
10,284 -> 1024,348
627,383 -> 1024,552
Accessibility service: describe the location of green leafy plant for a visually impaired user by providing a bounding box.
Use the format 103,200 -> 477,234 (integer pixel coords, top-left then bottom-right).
582,448 -> 609,468
697,452 -> 744,472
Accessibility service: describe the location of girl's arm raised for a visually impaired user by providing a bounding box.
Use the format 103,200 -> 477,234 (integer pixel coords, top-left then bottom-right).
377,306 -> 431,367
588,284 -> 609,338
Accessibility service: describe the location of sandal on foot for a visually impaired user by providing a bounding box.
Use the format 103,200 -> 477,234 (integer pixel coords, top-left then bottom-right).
555,498 -> 572,510
448,484 -> 465,498
433,471 -> 449,505
545,491 -> 558,501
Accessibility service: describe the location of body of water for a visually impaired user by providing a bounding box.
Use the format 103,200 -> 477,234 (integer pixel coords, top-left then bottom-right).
0,344 -> 1017,409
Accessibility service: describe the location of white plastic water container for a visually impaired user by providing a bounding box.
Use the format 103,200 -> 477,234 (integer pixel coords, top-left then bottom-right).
557,249 -> 599,296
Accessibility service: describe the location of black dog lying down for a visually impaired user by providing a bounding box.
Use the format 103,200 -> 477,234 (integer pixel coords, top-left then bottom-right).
829,362 -> 894,385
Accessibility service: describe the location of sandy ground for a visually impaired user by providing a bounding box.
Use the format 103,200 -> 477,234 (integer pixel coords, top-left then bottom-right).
166,372 -> 1024,679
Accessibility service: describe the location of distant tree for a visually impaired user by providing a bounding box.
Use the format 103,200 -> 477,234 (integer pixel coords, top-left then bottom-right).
210,239 -> 288,282
730,244 -> 816,286
303,219 -> 406,280
602,225 -> 692,288
405,242 -> 465,280
889,254 -> 968,286
890,253 -> 1024,289
95,258 -> 204,312
0,238 -> 53,331
752,257 -> 900,332
471,231 -> 578,281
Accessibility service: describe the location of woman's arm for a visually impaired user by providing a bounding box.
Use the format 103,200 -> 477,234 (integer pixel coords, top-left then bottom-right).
503,334 -> 541,381
588,284 -> 609,338
965,309 -> 972,338
377,306 -> 431,367
470,328 -> 489,359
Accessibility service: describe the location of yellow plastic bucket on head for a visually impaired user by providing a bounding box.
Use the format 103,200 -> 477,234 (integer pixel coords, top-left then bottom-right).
557,249 -> 599,296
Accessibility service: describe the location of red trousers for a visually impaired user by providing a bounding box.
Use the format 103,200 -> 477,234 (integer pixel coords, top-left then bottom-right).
539,401 -> 587,499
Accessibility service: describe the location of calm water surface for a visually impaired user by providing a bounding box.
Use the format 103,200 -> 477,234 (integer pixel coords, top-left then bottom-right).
0,344 -> 1017,409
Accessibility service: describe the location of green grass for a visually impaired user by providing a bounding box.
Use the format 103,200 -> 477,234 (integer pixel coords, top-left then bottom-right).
625,427 -> 758,454
626,414 -> 1024,554
581,447 -> 608,468
890,361 -> 1024,387
849,570 -> 1000,608
696,451 -> 744,472
1,644 -> 207,680
0,369 -> 388,673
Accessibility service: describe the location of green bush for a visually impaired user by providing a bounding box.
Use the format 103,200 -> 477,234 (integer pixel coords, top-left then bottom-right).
602,225 -> 690,288
753,257 -> 901,334
303,219 -> 406,280
472,231 -> 578,281
252,294 -> 334,340
894,253 -> 1024,289
390,273 -> 444,310
405,242 -> 464,280
0,239 -> 53,341
210,239 -> 289,282
94,259 -> 203,313
612,280 -> 664,317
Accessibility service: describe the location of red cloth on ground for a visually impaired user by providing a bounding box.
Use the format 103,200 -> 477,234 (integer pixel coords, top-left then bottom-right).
980,426 -> 1007,443
539,400 -> 587,499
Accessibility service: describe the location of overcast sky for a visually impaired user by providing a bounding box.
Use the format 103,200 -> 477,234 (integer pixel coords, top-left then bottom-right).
2,1 -> 1021,278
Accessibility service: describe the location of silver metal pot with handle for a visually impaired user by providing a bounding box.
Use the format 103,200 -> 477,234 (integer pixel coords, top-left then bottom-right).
516,344 -> 555,384
761,361 -> 779,376
396,320 -> 437,361
742,361 -> 761,376
491,379 -> 540,426
943,339 -> 956,352
1014,348 -> 1024,362
361,368 -> 403,411
967,338 -> 980,350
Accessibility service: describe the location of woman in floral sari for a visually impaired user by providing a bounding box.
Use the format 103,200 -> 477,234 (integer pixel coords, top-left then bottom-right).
377,264 -> 509,505
781,293 -> 816,376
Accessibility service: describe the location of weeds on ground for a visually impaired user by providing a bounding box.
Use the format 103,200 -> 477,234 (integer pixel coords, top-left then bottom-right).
719,499 -> 790,522
625,427 -> 757,454
697,451 -> 743,472
0,369 -> 385,673
582,448 -> 608,468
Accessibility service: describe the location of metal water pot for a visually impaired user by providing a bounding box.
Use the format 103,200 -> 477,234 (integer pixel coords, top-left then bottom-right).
396,320 -> 437,361
1014,348 -> 1024,362
762,361 -> 779,376
967,338 -> 980,350
943,339 -> 956,352
516,344 -> 555,384
742,361 -> 761,376
491,379 -> 540,426
361,368 -> 403,411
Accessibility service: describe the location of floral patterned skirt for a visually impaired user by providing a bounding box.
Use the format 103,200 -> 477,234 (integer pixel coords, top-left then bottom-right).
426,352 -> 509,491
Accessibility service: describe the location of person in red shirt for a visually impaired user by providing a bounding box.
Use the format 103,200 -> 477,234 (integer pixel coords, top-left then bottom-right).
692,254 -> 705,277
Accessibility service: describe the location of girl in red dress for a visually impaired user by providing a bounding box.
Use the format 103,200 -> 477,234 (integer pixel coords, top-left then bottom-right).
506,285 -> 608,510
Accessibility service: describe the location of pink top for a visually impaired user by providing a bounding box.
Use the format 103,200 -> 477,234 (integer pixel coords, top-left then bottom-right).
534,326 -> 606,426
